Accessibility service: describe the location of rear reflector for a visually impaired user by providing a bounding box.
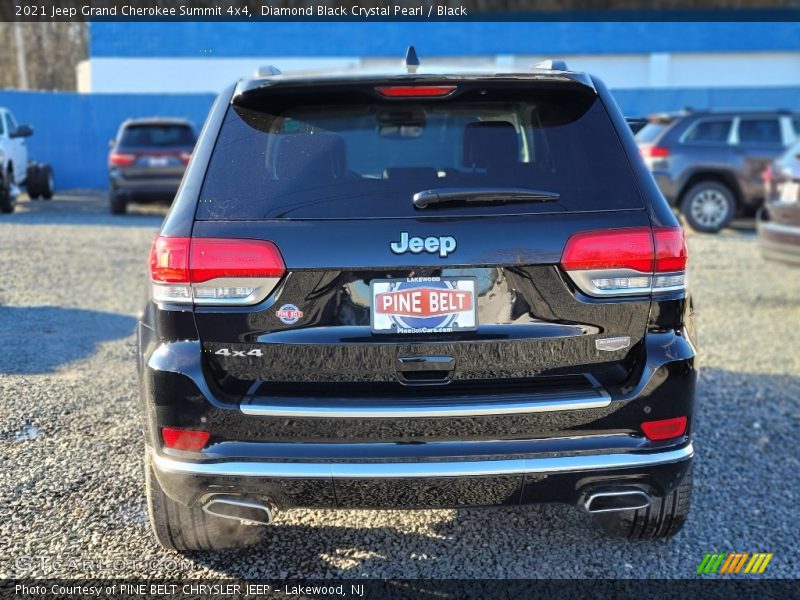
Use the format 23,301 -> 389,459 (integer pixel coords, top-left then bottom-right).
561,227 -> 687,297
641,416 -> 687,441
375,85 -> 457,98
108,151 -> 137,167
161,427 -> 210,451
149,236 -> 285,305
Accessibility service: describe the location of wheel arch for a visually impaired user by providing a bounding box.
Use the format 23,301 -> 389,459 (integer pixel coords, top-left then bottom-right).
678,169 -> 742,208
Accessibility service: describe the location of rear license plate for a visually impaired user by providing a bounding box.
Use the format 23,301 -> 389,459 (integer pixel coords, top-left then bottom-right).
780,181 -> 800,203
147,156 -> 169,167
370,277 -> 477,334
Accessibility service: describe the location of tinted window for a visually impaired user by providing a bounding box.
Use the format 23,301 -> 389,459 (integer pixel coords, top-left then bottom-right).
198,91 -> 643,219
738,118 -> 782,145
4,113 -> 17,136
635,123 -> 666,144
793,118 -> 800,136
683,119 -> 732,144
119,124 -> 195,148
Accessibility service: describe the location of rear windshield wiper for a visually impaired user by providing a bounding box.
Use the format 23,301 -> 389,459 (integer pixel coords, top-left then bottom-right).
413,187 -> 560,209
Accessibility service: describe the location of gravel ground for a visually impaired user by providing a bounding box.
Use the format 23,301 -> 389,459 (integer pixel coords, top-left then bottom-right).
0,191 -> 798,579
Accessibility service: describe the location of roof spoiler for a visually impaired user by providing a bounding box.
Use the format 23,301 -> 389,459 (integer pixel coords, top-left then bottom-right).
254,65 -> 281,78
532,59 -> 569,71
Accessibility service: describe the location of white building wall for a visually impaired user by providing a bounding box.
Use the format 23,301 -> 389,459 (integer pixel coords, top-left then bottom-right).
81,52 -> 800,94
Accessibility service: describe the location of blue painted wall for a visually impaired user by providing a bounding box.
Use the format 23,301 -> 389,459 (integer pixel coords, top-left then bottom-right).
2,86 -> 799,189
90,22 -> 800,58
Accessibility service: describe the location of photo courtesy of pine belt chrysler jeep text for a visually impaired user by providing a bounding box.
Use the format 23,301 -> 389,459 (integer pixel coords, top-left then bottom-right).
137,50 -> 696,553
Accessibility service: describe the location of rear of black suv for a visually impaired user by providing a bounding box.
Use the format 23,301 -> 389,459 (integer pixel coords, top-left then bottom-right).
138,65 -> 696,553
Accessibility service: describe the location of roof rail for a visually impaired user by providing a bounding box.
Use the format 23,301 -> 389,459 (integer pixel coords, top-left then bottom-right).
254,65 -> 281,78
532,59 -> 568,71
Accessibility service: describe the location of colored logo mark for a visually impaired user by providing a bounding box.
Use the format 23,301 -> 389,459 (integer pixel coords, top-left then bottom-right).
276,304 -> 303,325
697,552 -> 773,575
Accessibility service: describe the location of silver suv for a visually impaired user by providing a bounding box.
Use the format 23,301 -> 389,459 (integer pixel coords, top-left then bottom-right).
636,110 -> 800,232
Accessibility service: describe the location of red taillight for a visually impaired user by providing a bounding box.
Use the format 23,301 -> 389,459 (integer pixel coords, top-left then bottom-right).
148,236 -> 286,304
560,227 -> 687,296
149,236 -> 190,283
180,152 -> 191,165
375,85 -> 457,98
643,146 -> 670,159
641,416 -> 687,441
189,238 -> 285,283
762,164 -> 773,182
161,427 -> 210,451
561,228 -> 654,273
108,151 -> 137,167
654,228 -> 687,272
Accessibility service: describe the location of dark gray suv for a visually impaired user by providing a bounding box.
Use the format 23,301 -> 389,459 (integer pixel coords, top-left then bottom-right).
636,110 -> 800,232
108,118 -> 196,215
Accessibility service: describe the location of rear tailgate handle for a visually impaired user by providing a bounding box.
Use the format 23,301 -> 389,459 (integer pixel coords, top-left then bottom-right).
396,356 -> 455,385
397,356 -> 455,371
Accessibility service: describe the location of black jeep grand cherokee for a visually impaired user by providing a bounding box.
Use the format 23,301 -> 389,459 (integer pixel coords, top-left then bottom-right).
138,56 -> 696,552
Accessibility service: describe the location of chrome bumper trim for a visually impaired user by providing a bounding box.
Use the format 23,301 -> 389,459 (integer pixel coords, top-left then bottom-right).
150,442 -> 693,479
240,390 -> 611,418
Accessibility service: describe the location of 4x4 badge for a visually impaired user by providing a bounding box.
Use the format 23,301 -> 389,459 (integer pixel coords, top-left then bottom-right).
390,232 -> 456,258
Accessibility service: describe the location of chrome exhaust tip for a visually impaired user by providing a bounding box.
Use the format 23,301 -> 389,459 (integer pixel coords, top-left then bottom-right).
202,497 -> 274,525
583,489 -> 651,514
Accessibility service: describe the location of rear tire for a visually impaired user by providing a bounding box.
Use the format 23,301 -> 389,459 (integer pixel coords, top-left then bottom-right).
680,181 -> 735,233
26,164 -> 42,199
145,455 -> 267,553
109,190 -> 127,215
592,468 -> 693,539
0,170 -> 15,214
38,164 -> 54,199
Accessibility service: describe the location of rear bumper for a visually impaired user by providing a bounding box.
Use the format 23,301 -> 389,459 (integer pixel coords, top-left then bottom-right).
110,176 -> 181,201
150,442 -> 694,509
758,212 -> 800,266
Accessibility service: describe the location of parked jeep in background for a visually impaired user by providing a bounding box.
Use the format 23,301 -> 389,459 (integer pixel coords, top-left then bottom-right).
0,107 -> 55,213
636,109 -> 800,233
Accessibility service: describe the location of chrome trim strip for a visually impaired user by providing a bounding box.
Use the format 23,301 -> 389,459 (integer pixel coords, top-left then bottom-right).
582,489 -> 651,513
150,442 -> 694,479
202,497 -> 273,524
240,390 -> 611,418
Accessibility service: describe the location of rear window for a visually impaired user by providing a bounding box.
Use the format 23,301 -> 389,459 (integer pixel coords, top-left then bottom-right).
634,123 -> 667,144
198,89 -> 643,219
119,123 -> 195,148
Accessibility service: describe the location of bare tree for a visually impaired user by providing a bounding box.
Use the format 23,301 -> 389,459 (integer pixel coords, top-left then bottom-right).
0,23 -> 87,91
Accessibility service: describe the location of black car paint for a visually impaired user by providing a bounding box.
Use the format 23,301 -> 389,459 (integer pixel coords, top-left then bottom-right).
138,74 -> 695,511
